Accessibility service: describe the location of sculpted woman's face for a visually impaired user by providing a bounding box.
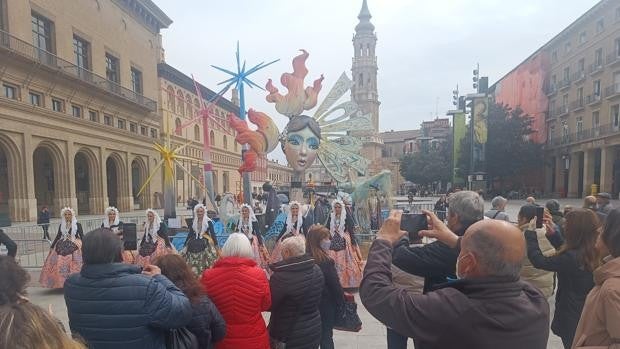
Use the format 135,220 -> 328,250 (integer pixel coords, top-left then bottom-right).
284,126 -> 319,173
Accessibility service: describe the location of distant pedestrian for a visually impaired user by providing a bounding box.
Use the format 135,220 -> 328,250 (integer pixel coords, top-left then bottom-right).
38,206 -> 51,240
0,229 -> 16,258
546,199 -> 566,227
583,195 -> 607,224
484,196 -> 510,222
434,195 -> 448,221
526,196 -> 536,205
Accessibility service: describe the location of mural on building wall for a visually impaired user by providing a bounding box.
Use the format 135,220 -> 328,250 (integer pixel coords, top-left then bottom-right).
493,52 -> 550,144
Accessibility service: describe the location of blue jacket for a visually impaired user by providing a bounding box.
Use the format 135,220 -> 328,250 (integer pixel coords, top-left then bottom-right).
64,263 -> 192,349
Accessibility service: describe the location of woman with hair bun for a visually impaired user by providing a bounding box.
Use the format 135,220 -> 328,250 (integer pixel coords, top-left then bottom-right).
135,208 -> 172,267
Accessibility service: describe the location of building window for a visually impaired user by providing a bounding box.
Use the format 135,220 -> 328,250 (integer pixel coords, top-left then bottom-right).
209,130 -> 215,146
563,67 -> 570,82
615,38 -> 620,58
596,19 -> 605,34
140,126 -> 148,136
576,116 -> 583,138
593,110 -> 599,125
73,35 -> 90,70
174,118 -> 182,136
0,0 -> 6,31
31,12 -> 53,53
117,118 -> 126,129
130,122 -> 137,133
72,105 -> 82,118
150,128 -> 158,138
616,7 -> 620,21
167,86 -> 175,110
3,84 -> 16,99
103,114 -> 112,126
564,41 -> 571,54
612,105 -> 620,129
194,125 -> 200,141
105,53 -> 120,83
234,141 -> 238,152
578,58 -> 585,73
176,90 -> 184,115
51,98 -> 63,112
551,50 -> 558,63
561,121 -> 569,143
595,48 -> 603,67
577,87 -> 584,104
29,92 -> 41,106
548,125 -> 555,143
130,67 -> 143,94
579,31 -> 586,45
562,94 -> 569,109
223,135 -> 228,149
89,110 -> 98,122
186,94 -> 193,117
594,80 -> 601,97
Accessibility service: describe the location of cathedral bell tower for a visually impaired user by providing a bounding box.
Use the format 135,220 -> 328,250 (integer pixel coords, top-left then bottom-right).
352,0 -> 383,175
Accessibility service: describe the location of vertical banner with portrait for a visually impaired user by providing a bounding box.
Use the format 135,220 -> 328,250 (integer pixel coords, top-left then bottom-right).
452,111 -> 466,185
471,96 -> 489,173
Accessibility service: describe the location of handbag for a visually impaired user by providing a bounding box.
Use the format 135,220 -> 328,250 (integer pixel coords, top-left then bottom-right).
166,327 -> 198,349
54,239 -> 78,256
334,292 -> 362,332
330,232 -> 346,251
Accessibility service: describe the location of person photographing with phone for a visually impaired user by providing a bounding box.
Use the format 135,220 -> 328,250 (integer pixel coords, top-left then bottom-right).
360,210 -> 550,349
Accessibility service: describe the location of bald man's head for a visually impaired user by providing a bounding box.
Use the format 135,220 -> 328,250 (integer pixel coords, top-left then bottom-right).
457,220 -> 525,279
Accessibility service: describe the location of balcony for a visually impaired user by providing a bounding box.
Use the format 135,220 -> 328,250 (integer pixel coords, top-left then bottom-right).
605,83 -> 620,99
546,123 -> 620,149
607,52 -> 620,67
0,29 -> 156,112
550,105 -> 569,118
558,78 -> 571,91
589,62 -> 604,75
586,94 -> 602,105
571,70 -> 586,84
545,83 -> 558,96
570,98 -> 585,111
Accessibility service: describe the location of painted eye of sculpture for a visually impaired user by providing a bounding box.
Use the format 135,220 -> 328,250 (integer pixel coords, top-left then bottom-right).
288,135 -> 302,146
308,137 -> 319,150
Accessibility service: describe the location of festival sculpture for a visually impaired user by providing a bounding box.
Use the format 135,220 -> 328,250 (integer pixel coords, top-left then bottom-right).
228,50 -> 374,201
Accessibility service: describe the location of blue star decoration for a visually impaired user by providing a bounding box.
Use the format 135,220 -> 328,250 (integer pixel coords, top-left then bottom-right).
211,41 -> 279,120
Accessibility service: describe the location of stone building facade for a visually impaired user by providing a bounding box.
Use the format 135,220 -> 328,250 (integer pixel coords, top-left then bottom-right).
0,0 -> 171,222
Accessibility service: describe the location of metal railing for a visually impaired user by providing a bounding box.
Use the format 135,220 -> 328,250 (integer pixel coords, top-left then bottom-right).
607,52 -> 620,66
605,84 -> 620,98
0,29 -> 156,111
12,239 -> 51,269
546,123 -> 620,148
589,62 -> 604,75
571,70 -> 586,83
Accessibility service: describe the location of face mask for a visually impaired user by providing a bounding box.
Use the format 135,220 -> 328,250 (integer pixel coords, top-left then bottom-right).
320,239 -> 331,250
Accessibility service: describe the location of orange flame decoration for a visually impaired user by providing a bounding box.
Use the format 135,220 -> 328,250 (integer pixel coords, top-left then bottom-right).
227,109 -> 280,174
266,49 -> 324,117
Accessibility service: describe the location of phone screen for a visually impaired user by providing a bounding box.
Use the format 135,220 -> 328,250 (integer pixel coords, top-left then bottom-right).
535,206 -> 544,229
400,213 -> 428,242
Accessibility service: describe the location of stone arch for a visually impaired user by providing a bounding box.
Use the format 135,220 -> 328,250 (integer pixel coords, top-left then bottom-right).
33,140 -> 67,216
131,156 -> 148,209
0,134 -> 25,222
106,152 -> 127,210
74,147 -> 99,215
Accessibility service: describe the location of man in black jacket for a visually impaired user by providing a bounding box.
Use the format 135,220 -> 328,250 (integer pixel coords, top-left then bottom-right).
392,190 -> 484,293
361,211 -> 550,349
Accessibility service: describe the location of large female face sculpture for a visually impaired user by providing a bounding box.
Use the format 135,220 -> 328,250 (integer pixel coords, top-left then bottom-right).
282,115 -> 320,173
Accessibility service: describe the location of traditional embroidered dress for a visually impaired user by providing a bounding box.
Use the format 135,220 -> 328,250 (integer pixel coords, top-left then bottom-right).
269,202 -> 306,264
40,207 -> 84,289
326,200 -> 362,288
236,204 -> 270,273
135,209 -> 172,267
182,204 -> 219,276
101,207 -> 134,264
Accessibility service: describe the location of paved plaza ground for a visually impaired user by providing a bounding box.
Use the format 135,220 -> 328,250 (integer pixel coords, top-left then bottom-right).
23,197 -> 602,348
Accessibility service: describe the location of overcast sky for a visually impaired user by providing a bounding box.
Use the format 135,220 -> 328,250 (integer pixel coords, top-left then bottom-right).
155,0 -> 598,160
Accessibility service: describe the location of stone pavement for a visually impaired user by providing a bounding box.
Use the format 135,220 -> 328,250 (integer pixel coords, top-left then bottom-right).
26,286 -> 564,348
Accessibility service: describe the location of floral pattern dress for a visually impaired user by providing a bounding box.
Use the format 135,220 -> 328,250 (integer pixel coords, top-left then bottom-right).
326,215 -> 363,288
39,223 -> 84,288
182,220 -> 219,276
135,224 -> 173,267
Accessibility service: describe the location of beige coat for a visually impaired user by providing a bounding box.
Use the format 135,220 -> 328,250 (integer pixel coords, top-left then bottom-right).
519,226 -> 556,297
572,256 -> 620,349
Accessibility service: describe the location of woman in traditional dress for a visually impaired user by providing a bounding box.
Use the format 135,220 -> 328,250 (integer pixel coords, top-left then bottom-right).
269,201 -> 306,264
101,207 -> 134,264
182,204 -> 218,276
39,207 -> 84,288
325,199 -> 363,288
235,204 -> 270,273
135,209 -> 172,267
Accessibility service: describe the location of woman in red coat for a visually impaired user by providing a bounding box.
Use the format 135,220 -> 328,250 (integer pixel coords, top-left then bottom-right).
202,233 -> 271,349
